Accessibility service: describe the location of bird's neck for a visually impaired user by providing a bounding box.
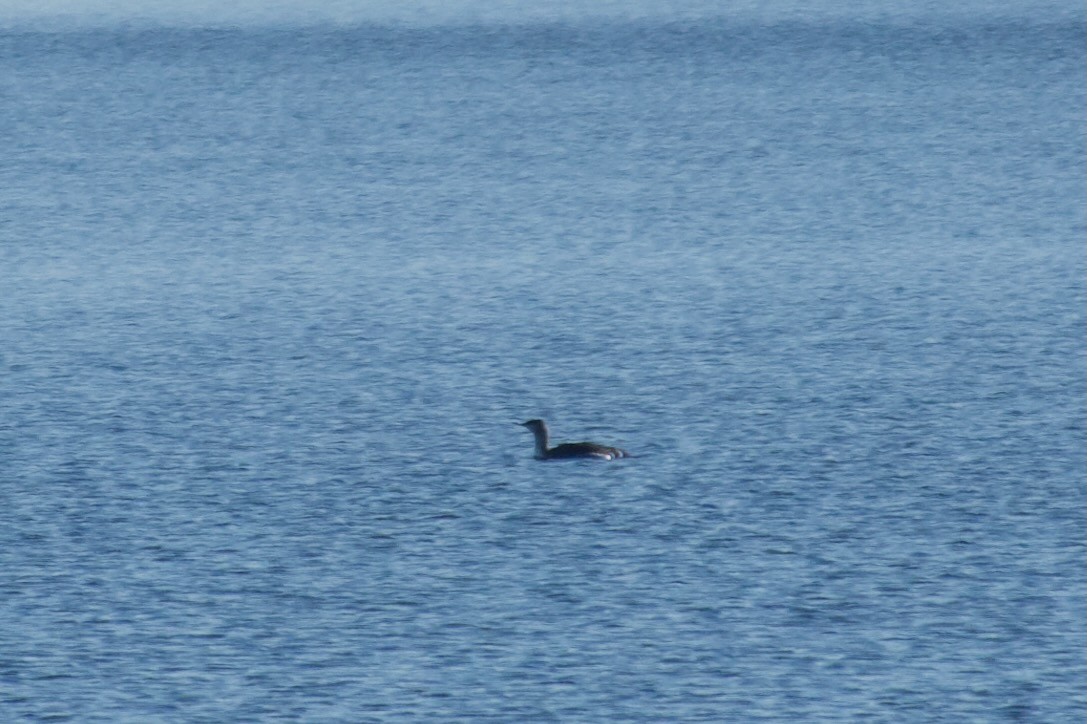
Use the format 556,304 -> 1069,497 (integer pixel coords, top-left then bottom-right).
531,426 -> 550,458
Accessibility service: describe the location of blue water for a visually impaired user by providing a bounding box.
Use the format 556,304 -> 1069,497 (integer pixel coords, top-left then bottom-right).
1,12 -> 1084,722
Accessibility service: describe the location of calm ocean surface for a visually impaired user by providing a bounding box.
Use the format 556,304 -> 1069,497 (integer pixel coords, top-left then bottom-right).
1,9 -> 1084,722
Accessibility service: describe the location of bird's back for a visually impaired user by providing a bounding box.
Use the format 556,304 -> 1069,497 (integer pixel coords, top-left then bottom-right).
545,442 -> 629,460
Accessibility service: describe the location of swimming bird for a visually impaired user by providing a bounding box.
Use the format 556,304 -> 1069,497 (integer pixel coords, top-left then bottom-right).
519,419 -> 629,461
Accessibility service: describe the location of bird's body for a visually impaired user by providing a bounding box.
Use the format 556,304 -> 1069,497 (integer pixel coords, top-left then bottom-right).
519,419 -> 629,461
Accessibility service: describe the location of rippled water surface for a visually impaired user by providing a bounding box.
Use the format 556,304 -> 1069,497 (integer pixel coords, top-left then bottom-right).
1,12 -> 1084,722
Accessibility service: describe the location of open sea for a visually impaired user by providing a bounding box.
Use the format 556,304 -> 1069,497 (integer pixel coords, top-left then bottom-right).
1,4 -> 1084,721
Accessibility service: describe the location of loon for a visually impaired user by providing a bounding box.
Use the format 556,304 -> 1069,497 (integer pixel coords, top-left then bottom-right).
519,419 -> 629,461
